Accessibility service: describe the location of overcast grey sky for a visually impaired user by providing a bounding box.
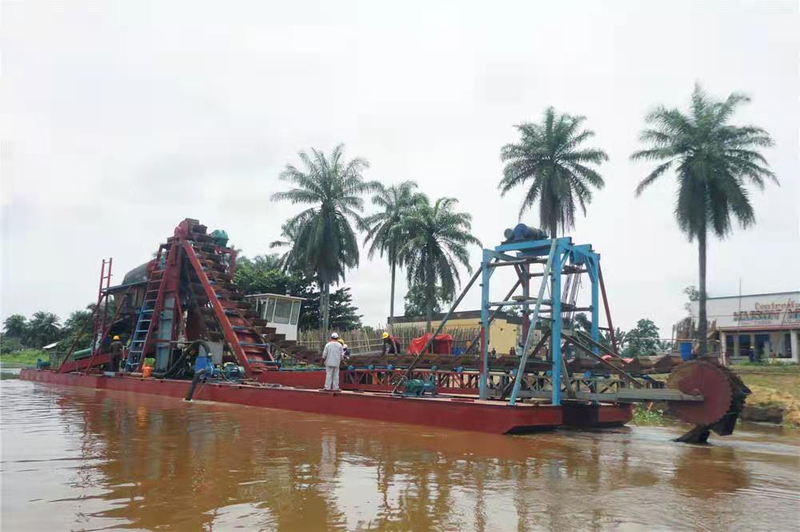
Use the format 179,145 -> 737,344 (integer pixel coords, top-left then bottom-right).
2,0 -> 798,338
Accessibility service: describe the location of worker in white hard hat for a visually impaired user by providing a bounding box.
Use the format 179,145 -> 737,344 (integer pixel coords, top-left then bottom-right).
322,332 -> 344,391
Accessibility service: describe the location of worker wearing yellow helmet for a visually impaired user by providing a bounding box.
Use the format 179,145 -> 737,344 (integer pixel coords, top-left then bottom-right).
109,335 -> 124,372
382,331 -> 400,355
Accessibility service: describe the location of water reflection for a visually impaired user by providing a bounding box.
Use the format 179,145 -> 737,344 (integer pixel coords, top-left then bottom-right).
1,379 -> 799,531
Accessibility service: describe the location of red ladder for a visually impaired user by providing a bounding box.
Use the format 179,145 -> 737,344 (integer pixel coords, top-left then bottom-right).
81,259 -> 112,373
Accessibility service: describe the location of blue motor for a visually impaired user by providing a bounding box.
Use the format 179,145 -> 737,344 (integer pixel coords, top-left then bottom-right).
194,355 -> 218,378
503,223 -> 548,243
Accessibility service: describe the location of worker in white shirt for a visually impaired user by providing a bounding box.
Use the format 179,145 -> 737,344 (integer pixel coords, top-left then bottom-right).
322,332 -> 344,391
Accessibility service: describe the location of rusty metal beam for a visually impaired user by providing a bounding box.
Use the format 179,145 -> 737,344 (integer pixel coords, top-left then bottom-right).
563,334 -> 644,388
598,263 -> 617,354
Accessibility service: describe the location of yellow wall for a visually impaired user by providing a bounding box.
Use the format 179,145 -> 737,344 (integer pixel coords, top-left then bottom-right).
394,317 -> 519,353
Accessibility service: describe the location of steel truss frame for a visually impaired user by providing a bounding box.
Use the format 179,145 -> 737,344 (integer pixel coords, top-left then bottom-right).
480,236 -> 603,403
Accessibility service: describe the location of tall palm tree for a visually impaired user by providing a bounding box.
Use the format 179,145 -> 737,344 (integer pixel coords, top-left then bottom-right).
499,107 -> 609,237
27,311 -> 61,347
398,197 -> 481,332
271,144 -> 378,336
363,181 -> 423,328
632,84 -> 777,357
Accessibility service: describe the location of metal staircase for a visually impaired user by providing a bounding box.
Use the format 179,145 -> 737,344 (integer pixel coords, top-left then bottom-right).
126,245 -> 172,371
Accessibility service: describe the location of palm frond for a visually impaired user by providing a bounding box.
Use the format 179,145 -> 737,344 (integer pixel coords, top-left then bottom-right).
634,161 -> 674,196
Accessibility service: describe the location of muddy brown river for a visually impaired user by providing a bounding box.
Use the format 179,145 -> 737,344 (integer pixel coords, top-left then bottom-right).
1,373 -> 798,531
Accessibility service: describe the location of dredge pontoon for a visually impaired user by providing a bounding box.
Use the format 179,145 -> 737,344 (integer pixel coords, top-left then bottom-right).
22,219 -> 749,441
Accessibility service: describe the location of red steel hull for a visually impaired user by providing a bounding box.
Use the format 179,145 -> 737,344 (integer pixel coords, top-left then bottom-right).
19,369 -> 631,434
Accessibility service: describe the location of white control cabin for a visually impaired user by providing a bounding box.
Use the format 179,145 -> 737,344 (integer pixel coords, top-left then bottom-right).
244,293 -> 304,341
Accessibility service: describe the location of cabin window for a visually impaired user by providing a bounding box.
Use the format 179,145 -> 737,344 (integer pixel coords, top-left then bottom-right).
265,298 -> 276,321
273,299 -> 292,324
290,301 -> 301,325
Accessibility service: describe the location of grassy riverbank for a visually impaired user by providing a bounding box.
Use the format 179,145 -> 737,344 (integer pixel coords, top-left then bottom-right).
632,364 -> 800,429
734,364 -> 800,426
0,350 -> 46,367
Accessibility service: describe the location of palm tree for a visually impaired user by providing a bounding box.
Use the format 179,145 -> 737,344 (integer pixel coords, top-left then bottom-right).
363,181 -> 423,328
3,314 -> 27,340
632,84 -> 777,357
499,107 -> 609,237
271,144 -> 378,336
398,197 -> 481,332
27,311 -> 61,348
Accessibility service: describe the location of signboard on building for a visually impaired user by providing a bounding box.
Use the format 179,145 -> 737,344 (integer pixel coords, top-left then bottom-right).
691,292 -> 800,330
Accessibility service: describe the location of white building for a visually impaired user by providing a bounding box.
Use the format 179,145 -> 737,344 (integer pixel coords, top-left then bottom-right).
689,291 -> 800,363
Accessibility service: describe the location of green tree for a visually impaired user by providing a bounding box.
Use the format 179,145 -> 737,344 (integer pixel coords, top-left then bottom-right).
60,308 -> 94,350
568,313 -> 630,355
398,197 -> 481,332
363,181 -> 423,327
3,314 -> 28,341
0,334 -> 24,354
403,283 -> 447,317
605,328 -> 628,353
299,286 -> 363,331
271,145 -> 377,336
26,311 -> 61,348
632,84 -> 777,356
499,107 -> 609,237
623,318 -> 661,357
234,254 -> 309,296
683,285 -> 700,316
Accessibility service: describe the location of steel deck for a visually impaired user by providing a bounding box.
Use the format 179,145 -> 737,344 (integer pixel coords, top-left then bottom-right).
20,369 -> 631,434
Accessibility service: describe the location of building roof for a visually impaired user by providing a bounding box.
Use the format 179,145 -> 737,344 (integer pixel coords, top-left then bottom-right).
388,310 -> 522,325
244,293 -> 306,301
705,291 -> 800,300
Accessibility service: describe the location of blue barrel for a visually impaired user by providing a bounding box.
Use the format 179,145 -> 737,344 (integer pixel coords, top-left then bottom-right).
680,342 -> 692,361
